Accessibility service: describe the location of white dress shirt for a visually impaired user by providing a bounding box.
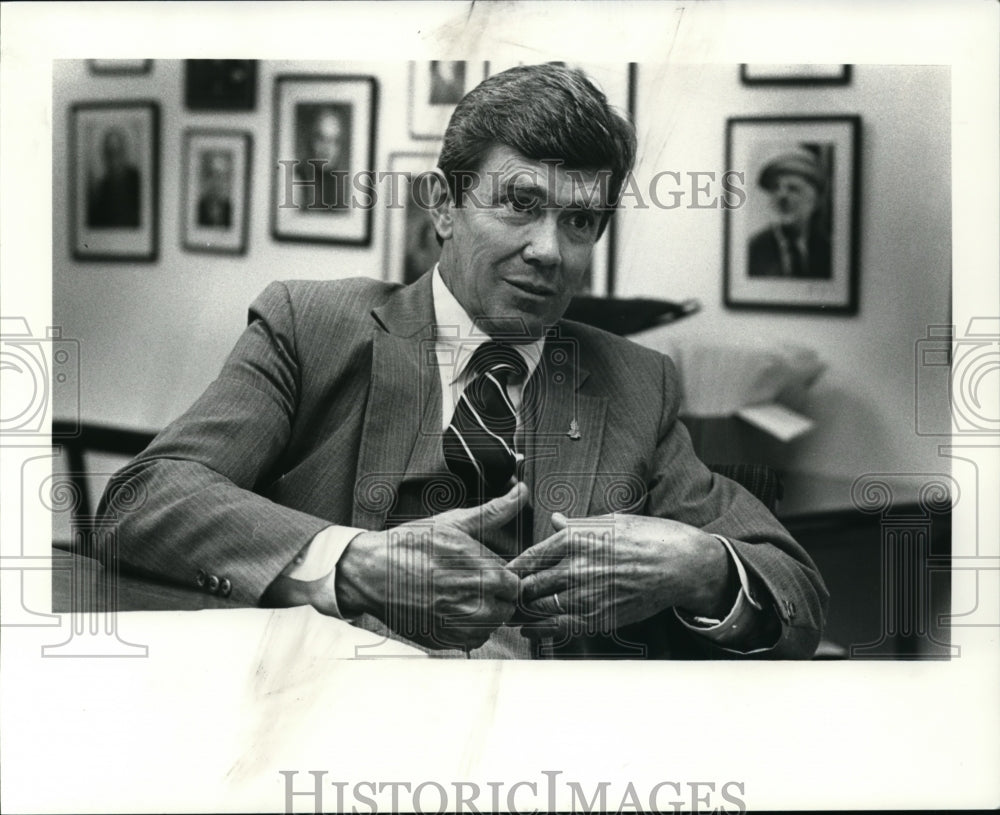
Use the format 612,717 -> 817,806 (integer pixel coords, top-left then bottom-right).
430,266 -> 543,430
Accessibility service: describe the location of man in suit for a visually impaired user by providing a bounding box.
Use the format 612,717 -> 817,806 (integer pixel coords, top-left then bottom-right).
294,105 -> 350,212
748,147 -> 833,280
99,64 -> 827,658
196,150 -> 233,229
88,127 -> 141,229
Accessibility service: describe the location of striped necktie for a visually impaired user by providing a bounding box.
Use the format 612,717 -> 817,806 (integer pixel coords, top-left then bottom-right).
443,341 -> 527,504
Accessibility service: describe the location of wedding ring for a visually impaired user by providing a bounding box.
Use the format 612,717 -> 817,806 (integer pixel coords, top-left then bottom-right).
553,592 -> 564,613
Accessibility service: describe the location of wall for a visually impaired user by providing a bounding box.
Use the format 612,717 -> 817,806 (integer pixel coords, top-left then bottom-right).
53,61 -> 952,488
623,64 -> 951,483
53,59 -> 418,429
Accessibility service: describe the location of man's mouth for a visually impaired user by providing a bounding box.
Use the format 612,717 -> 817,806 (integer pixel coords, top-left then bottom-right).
504,279 -> 558,297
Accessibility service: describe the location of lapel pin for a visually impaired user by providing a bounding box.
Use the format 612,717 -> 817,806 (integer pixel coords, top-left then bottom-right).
567,419 -> 581,440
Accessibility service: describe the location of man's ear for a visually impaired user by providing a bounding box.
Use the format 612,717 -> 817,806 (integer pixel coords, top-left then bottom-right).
425,169 -> 454,241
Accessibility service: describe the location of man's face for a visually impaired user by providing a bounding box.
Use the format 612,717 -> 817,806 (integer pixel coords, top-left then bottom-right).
203,152 -> 232,197
309,110 -> 343,167
767,172 -> 819,227
102,129 -> 127,173
436,145 -> 606,339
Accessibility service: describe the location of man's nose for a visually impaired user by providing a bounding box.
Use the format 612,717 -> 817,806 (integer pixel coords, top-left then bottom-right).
521,214 -> 561,268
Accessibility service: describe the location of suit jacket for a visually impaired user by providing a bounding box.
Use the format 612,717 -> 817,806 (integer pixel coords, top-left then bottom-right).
88,166 -> 141,229
197,195 -> 232,228
748,226 -> 832,280
99,273 -> 828,658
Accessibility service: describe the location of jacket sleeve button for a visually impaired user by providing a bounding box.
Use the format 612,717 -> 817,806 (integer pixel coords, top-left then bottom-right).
196,570 -> 207,587
207,574 -> 220,593
219,578 -> 232,597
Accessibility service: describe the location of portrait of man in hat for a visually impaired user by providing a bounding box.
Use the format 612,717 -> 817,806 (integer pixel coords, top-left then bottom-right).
748,144 -> 833,279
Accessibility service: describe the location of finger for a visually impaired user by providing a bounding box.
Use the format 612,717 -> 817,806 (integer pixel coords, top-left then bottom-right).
550,512 -> 569,531
520,593 -> 567,618
435,566 -> 517,608
444,482 -> 528,534
445,595 -> 516,626
438,565 -> 518,604
519,614 -> 572,641
438,626 -> 492,652
519,568 -> 569,603
422,609 -> 497,651
488,567 -> 520,602
506,531 -> 567,573
509,603 -> 551,625
434,598 -> 515,647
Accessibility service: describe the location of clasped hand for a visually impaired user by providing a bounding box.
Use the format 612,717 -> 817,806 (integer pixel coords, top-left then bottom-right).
507,512 -> 733,642
330,484 -> 731,651
332,483 -> 527,651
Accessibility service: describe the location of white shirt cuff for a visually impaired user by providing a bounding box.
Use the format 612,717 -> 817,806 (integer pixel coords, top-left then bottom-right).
675,534 -> 763,645
287,525 -> 365,619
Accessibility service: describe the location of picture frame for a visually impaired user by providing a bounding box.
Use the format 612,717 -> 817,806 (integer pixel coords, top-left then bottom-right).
87,59 -> 152,75
723,115 -> 861,314
383,152 -> 442,284
740,64 -> 852,86
184,60 -> 258,111
408,61 -> 488,141
70,101 -> 159,262
271,74 -> 378,246
484,60 -> 637,296
181,130 -> 252,255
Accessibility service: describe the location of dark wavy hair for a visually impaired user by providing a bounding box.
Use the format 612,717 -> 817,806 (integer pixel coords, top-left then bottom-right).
437,63 -> 636,235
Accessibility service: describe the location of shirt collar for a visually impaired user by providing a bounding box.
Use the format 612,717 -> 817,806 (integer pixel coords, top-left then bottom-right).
431,265 -> 544,386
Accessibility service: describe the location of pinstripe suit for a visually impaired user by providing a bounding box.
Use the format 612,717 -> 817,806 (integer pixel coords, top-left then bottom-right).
100,272 -> 828,658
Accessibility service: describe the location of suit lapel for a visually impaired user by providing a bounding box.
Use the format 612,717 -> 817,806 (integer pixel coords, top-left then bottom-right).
525,336 -> 607,545
351,275 -> 438,530
351,280 -> 609,542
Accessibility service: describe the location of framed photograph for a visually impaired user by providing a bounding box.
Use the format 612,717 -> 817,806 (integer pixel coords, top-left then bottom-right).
384,153 -> 442,284
70,101 -> 159,262
408,61 -> 488,140
87,59 -> 152,75
484,60 -> 637,296
724,116 -> 861,314
181,130 -> 252,255
184,60 -> 258,111
271,74 -> 378,246
741,64 -> 852,86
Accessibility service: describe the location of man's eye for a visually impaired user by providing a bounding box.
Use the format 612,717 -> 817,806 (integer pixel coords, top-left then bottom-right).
505,195 -> 537,213
568,211 -> 596,231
